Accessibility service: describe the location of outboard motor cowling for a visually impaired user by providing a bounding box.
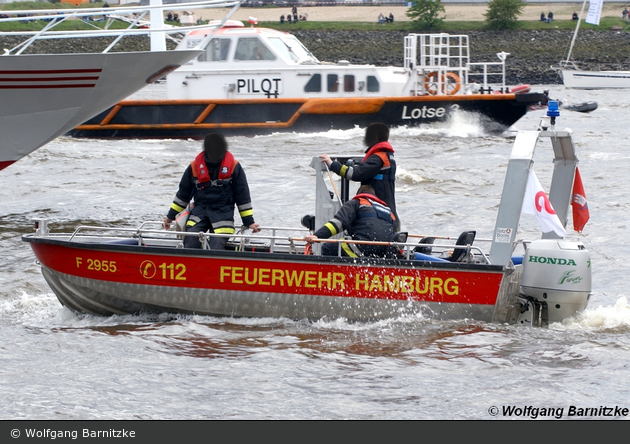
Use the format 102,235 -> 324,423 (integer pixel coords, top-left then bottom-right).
520,239 -> 591,323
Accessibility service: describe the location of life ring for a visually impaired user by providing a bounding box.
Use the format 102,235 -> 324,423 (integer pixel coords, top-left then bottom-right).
424,71 -> 441,95
443,72 -> 461,95
424,72 -> 461,95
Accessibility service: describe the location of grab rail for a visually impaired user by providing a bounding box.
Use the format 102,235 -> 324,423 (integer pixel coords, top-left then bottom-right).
292,237 -> 489,263
0,0 -> 243,54
62,222 -> 491,263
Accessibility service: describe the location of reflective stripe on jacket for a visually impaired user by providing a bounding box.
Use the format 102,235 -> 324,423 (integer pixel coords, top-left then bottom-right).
166,151 -> 255,232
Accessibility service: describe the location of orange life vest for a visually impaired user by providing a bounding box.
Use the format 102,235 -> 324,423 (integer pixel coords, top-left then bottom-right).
362,141 -> 394,167
191,151 -> 237,188
362,141 -> 395,181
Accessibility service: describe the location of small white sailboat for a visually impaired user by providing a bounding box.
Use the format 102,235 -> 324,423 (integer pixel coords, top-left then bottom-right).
557,0 -> 630,89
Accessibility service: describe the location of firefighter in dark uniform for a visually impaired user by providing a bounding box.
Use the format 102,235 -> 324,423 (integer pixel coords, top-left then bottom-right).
163,133 -> 260,249
318,122 -> 399,231
303,185 -> 397,258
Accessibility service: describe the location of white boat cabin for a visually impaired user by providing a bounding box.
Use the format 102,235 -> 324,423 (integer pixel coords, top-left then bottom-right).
168,22 -> 511,100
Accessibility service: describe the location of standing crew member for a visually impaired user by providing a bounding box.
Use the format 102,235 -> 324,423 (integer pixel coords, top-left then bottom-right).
318,122 -> 400,231
304,185 -> 397,258
163,133 -> 260,249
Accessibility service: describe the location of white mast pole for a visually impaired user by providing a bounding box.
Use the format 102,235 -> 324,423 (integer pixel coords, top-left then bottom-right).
565,0 -> 588,64
150,0 -> 166,52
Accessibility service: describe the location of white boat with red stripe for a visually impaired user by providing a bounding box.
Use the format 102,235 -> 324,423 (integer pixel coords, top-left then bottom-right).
0,0 -> 243,171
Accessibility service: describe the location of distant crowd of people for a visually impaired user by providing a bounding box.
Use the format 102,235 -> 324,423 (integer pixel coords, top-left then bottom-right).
378,12 -> 394,24
540,11 -> 582,22
277,7 -> 395,25
280,5 -> 307,23
540,11 -> 554,23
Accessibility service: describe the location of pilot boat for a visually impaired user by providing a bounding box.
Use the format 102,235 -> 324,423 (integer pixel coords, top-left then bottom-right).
25,106 -> 592,327
67,25 -> 548,139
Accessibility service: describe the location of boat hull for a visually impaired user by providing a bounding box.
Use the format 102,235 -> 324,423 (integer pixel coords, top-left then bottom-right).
561,69 -> 630,89
26,237 -> 518,322
0,50 -> 200,171
67,92 -> 547,138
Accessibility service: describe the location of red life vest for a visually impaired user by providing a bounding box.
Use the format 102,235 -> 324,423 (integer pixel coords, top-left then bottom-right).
191,151 -> 237,185
353,193 -> 396,223
362,141 -> 394,167
353,192 -> 388,206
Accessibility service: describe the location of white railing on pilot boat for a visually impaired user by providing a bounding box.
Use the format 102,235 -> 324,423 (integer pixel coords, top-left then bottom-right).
466,51 -> 509,93
403,33 -> 508,96
0,0 -> 243,55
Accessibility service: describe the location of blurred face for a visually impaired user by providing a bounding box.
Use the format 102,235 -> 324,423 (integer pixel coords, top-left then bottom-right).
363,132 -> 376,147
364,124 -> 387,147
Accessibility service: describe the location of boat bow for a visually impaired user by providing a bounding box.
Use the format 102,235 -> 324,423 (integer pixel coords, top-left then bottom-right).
0,0 -> 244,171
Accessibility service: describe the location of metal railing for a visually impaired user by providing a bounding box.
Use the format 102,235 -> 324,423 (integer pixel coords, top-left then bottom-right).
0,0 -> 243,54
48,220 -> 494,263
403,33 -> 509,96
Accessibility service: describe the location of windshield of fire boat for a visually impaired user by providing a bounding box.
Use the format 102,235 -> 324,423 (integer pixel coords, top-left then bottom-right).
267,36 -> 319,65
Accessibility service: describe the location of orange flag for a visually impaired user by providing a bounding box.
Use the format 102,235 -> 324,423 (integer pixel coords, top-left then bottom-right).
571,167 -> 590,232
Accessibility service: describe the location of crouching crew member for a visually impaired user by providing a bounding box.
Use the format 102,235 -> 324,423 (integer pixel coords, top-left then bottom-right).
163,133 -> 260,249
318,122 -> 399,231
304,185 -> 397,258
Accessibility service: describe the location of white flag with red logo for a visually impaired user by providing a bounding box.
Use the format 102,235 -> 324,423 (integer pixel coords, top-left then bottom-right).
521,170 -> 567,238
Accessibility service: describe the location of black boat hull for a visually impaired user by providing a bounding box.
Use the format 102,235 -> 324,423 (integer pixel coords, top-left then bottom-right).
67,93 -> 547,139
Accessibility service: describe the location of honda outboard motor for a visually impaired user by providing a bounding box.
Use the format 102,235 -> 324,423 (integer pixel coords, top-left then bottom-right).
519,239 -> 591,325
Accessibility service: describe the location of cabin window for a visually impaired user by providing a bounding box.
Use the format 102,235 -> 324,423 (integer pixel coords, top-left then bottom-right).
268,37 -> 298,63
234,37 -> 276,61
304,74 -> 321,92
198,38 -> 231,62
344,75 -> 355,92
267,36 -> 318,64
327,74 -> 339,92
367,75 -> 380,92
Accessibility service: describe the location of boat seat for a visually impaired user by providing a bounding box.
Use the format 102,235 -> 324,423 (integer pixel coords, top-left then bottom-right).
390,231 -> 408,243
448,230 -> 476,262
389,232 -> 408,258
301,214 -> 315,231
414,236 -> 435,254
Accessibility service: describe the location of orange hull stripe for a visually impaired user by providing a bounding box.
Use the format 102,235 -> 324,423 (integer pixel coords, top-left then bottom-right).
297,98 -> 385,115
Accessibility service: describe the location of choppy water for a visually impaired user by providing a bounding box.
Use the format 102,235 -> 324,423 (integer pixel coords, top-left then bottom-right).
2,85 -> 630,420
